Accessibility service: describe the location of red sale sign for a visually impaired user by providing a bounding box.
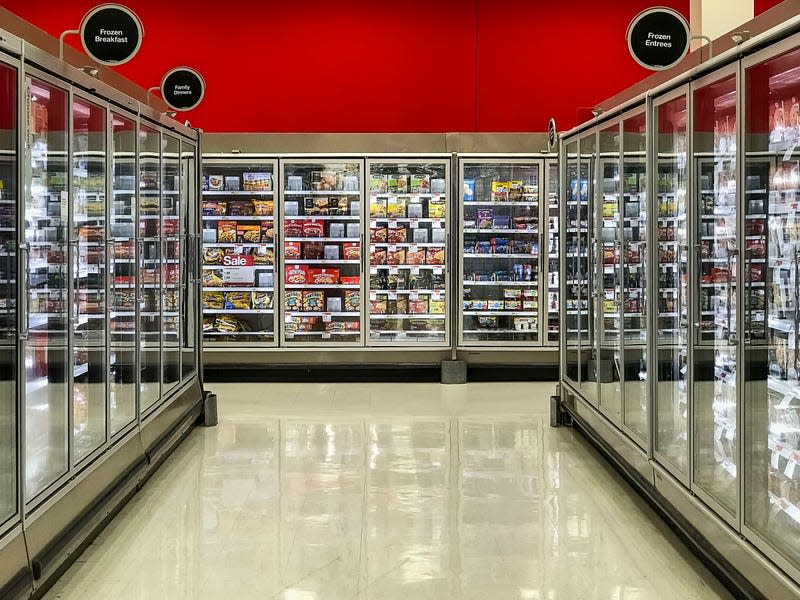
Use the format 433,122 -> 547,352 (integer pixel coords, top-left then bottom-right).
222,254 -> 255,285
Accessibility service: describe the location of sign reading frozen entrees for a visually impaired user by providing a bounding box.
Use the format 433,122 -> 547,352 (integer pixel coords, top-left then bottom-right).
161,67 -> 205,111
626,7 -> 689,71
80,4 -> 143,66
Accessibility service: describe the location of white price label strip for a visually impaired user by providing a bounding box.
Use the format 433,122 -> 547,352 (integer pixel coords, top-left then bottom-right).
322,312 -> 332,323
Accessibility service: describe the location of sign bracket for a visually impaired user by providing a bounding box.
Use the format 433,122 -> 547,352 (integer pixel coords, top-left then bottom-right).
58,29 -> 80,60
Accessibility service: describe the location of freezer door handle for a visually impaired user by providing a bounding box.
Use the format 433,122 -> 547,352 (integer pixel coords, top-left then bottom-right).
19,242 -> 29,340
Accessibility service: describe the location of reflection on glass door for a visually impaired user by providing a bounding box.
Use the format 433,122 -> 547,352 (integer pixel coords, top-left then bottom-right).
622,113 -> 648,441
0,61 -> 17,524
693,73 -> 738,515
655,93 -> 690,476
139,124 -> 161,412
24,76 -> 69,500
181,143 -> 197,380
598,124 -> 622,422
370,160 -> 448,345
109,113 -> 136,435
162,135 -> 180,394
744,43 -> 800,570
580,133 -> 598,404
460,160 -> 540,345
72,96 -> 107,462
564,143 -> 582,384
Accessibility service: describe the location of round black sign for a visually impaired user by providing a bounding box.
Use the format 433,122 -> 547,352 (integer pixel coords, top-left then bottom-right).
548,118 -> 557,150
161,67 -> 205,111
627,7 -> 689,71
80,4 -> 143,66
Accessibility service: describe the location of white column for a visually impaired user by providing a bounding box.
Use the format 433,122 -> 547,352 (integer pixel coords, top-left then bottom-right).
690,0 -> 754,49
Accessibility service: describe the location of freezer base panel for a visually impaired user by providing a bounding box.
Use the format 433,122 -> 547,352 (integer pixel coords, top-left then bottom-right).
0,379 -> 203,600
560,381 -> 800,600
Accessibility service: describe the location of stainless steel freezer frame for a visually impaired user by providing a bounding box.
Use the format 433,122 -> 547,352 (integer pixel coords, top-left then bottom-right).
0,20 -> 204,600
201,155 -> 279,348
558,13 -> 800,598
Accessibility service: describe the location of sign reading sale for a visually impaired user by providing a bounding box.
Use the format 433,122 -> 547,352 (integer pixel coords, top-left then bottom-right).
222,254 -> 254,285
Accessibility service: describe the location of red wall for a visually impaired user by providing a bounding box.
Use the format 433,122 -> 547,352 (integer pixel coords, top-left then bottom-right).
755,0 -> 785,14
0,0 -> 689,133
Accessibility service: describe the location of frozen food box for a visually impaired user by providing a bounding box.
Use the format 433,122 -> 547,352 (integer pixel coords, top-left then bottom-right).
329,223 -> 346,238
387,196 -> 407,218
410,175 -> 430,194
407,202 -> 423,218
286,175 -> 303,191
346,223 -> 360,238
243,172 -> 272,191
370,198 -> 387,217
326,297 -> 343,312
463,179 -> 475,202
237,224 -> 261,243
311,171 -> 338,191
324,245 -> 340,260
431,178 -> 446,194
284,241 -> 302,259
208,175 -> 224,191
432,228 -> 446,244
217,220 -> 238,243
285,265 -> 308,285
387,175 -> 409,194
508,181 -> 524,201
224,176 -> 241,192
429,198 -> 446,218
370,175 -> 388,193
412,228 -> 429,243
491,181 -> 509,201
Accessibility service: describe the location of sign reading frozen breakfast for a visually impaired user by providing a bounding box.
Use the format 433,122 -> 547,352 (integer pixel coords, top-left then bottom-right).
161,67 -> 205,111
222,254 -> 255,285
80,4 -> 143,66
627,8 -> 690,71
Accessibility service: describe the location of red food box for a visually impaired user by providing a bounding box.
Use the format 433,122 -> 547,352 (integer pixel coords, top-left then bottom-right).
285,265 -> 308,284
342,242 -> 360,260
340,276 -> 360,285
284,241 -> 302,258
306,268 -> 340,285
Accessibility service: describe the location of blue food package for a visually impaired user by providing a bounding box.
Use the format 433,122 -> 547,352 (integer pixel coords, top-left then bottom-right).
463,178 -> 475,202
476,241 -> 492,254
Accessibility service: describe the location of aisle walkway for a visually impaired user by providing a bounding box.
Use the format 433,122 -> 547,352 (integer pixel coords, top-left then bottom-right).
45,382 -> 732,600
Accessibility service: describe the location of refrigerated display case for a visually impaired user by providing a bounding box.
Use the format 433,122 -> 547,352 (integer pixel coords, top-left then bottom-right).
367,159 -> 449,345
201,158 -> 276,345
281,160 -> 363,345
545,160 -> 560,345
459,159 -> 542,345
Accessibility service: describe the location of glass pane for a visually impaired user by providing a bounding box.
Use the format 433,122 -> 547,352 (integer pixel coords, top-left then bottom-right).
461,162 -> 539,344
181,143 -> 197,380
162,135 -> 180,394
580,133 -> 598,404
0,62 -> 17,523
564,142 -> 582,383
72,96 -> 106,462
109,114 -> 136,435
282,162 -> 362,344
744,45 -> 800,569
25,77 -> 69,499
201,161 -> 275,344
693,74 -> 738,514
655,94 -> 690,474
369,162 -> 447,344
598,124 -> 621,422
622,112 -> 648,440
139,125 -> 160,412
546,162 -> 560,343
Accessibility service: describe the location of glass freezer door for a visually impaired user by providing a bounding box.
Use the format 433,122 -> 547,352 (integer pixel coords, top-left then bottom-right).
368,160 -> 448,345
460,160 -> 541,345
580,133 -> 598,405
692,72 -> 739,515
0,61 -> 17,526
23,76 -> 69,500
138,125 -> 161,412
161,135 -> 180,395
109,113 -> 136,436
546,161 -> 560,345
282,161 -> 363,344
71,95 -> 107,463
744,43 -> 800,571
564,143 -> 582,384
654,92 -> 690,478
181,143 -> 198,380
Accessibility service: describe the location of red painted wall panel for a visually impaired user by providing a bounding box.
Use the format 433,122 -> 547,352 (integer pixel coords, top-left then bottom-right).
755,0 -> 785,15
0,0 -> 688,133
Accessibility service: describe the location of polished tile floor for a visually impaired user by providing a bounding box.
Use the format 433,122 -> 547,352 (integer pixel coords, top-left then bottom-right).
44,382 -> 732,600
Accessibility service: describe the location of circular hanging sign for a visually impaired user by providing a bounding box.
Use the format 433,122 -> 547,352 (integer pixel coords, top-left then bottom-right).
626,7 -> 690,71
548,118 -> 557,151
80,4 -> 143,66
160,67 -> 205,111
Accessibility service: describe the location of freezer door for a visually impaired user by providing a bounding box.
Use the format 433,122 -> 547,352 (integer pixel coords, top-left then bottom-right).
598,124 -> 622,424
545,161 -> 560,345
743,42 -> 800,572
654,91 -> 691,478
161,135 -> 180,395
692,72 -> 739,516
71,95 -> 108,463
621,112 -> 648,443
460,160 -> 541,346
580,133 -> 599,405
281,160 -> 364,345
0,60 -> 17,527
138,124 -> 161,413
181,143 -> 198,379
201,159 -> 276,345
564,142 -> 582,385
23,76 -> 70,501
109,113 -> 137,435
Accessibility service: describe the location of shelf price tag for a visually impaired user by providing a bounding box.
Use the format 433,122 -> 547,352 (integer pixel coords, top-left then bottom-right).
433,267 -> 444,274
322,312 -> 332,323
389,220 -> 398,228
431,291 -> 442,301
409,245 -> 418,253
388,291 -> 397,300
409,291 -> 419,301
388,245 -> 397,252
785,459 -> 796,480
432,220 -> 442,228
370,291 -> 377,301
390,267 -> 399,275
409,219 -> 419,229
322,332 -> 331,339
234,244 -> 244,253
411,266 -> 420,275
370,267 -> 378,275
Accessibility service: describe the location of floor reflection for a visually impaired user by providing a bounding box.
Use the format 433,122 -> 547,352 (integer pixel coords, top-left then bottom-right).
43,382 -> 731,600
